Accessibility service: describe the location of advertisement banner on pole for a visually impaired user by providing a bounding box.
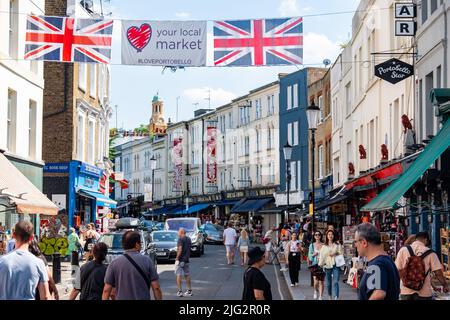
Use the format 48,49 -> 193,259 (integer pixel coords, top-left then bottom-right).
206,127 -> 217,184
172,137 -> 183,191
121,20 -> 207,66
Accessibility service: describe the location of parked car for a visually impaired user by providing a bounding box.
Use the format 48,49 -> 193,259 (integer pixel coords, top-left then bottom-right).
152,222 -> 165,231
164,217 -> 204,256
199,223 -> 224,244
98,218 -> 157,269
150,230 -> 179,262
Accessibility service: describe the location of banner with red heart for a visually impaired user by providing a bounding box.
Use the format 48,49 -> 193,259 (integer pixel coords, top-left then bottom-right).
127,23 -> 152,52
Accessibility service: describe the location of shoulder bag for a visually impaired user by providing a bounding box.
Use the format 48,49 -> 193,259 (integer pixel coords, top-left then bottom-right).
124,254 -> 151,289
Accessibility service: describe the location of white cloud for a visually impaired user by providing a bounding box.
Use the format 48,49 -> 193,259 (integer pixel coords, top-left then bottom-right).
303,32 -> 341,66
278,0 -> 301,16
183,87 -> 237,108
175,12 -> 191,19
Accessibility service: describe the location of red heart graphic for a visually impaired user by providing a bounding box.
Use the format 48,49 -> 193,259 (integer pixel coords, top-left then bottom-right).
127,23 -> 152,52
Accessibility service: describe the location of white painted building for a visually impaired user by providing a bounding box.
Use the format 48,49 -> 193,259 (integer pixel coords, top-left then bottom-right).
331,0 -> 415,187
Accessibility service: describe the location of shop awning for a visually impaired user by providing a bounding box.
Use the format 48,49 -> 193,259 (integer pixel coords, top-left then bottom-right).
78,190 -> 117,209
174,203 -> 211,214
231,198 -> 273,213
258,206 -> 286,214
315,188 -> 351,211
116,201 -> 131,209
0,153 -> 59,215
149,205 -> 178,215
216,199 -> 239,206
361,118 -> 450,212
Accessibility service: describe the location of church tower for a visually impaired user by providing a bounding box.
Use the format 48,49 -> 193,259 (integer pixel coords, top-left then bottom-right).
149,94 -> 167,135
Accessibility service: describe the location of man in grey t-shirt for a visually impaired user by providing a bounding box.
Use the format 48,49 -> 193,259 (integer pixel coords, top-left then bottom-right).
102,231 -> 162,300
0,221 -> 50,300
175,228 -> 192,297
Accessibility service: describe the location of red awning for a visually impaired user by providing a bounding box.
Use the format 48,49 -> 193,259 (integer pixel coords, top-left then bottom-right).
345,162 -> 403,192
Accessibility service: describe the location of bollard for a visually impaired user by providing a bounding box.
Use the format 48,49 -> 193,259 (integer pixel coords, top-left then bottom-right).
52,252 -> 61,284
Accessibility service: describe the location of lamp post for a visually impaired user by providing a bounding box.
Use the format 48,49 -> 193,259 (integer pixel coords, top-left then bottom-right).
306,100 -> 320,232
283,142 -> 292,224
150,155 -> 156,207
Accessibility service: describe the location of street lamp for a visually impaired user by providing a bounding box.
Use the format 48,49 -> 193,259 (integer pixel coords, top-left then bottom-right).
283,142 -> 292,224
306,100 -> 320,232
150,155 -> 157,207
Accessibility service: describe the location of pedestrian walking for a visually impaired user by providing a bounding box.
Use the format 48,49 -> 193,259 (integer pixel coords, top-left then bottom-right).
308,231 -> 325,300
318,229 -> 343,300
83,224 -> 97,261
395,231 -> 449,300
287,232 -> 302,287
354,223 -> 400,300
102,230 -> 162,300
175,228 -> 192,297
28,239 -> 59,300
69,242 -> 108,300
263,228 -> 275,263
0,221 -> 51,300
6,226 -> 16,253
68,227 -> 82,261
237,229 -> 250,266
242,247 -> 272,301
223,222 -> 237,265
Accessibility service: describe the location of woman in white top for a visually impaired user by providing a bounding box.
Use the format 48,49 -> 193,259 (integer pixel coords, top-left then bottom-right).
318,230 -> 343,300
237,229 -> 250,266
287,233 -> 302,286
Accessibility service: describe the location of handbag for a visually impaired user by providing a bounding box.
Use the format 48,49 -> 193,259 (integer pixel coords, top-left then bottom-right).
335,254 -> 346,268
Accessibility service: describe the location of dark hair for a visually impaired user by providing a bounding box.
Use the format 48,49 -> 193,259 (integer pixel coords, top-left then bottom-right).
29,238 -> 43,257
228,222 -> 233,227
122,230 -> 141,250
314,230 -> 323,242
325,230 -> 337,246
355,223 -> 381,245
14,221 -> 34,243
93,242 -> 108,263
415,231 -> 430,244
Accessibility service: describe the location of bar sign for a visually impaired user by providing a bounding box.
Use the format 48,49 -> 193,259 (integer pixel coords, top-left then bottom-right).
394,3 -> 416,37
395,3 -> 416,18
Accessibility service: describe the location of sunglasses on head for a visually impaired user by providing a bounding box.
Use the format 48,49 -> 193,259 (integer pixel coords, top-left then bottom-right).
314,233 -> 320,236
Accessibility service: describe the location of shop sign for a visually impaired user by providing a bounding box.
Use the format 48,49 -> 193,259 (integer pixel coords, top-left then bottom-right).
394,3 -> 416,37
374,58 -> 413,84
83,177 -> 95,189
44,162 -> 69,173
80,163 -> 102,177
395,3 -> 415,18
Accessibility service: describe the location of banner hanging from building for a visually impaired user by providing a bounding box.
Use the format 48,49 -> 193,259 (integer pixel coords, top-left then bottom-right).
121,20 -> 207,66
172,137 -> 183,191
206,127 -> 217,184
213,17 -> 303,66
25,15 -> 113,63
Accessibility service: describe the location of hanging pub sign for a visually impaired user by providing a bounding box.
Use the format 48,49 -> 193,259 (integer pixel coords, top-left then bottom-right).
374,58 -> 414,84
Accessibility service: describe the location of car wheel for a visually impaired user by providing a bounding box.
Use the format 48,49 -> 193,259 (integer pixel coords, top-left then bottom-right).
201,244 -> 205,255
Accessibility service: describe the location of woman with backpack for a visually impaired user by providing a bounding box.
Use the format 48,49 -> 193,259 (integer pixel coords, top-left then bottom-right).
318,229 -> 343,300
308,231 -> 325,300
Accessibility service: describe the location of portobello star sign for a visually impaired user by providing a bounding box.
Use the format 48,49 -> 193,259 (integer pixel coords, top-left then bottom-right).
374,58 -> 414,84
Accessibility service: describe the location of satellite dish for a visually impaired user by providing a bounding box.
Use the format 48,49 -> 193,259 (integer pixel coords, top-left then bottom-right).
323,59 -> 331,67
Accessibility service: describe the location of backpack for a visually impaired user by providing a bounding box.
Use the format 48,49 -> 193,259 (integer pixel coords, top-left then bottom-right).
401,245 -> 434,291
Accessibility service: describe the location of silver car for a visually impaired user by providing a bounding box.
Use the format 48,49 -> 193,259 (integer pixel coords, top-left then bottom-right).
164,217 -> 205,257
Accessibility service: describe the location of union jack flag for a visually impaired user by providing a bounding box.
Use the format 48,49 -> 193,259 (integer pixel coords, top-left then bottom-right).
25,15 -> 113,64
213,17 -> 303,67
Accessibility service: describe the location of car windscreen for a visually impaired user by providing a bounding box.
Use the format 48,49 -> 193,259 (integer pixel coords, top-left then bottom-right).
166,220 -> 196,232
152,232 -> 178,242
99,233 -> 123,250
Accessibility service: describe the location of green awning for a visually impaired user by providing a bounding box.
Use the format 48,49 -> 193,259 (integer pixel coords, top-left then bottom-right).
361,118 -> 450,212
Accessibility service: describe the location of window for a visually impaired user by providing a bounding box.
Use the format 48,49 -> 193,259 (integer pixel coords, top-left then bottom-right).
9,0 -> 18,58
318,145 -> 324,179
431,0 -> 437,14
267,126 -> 272,149
287,86 -> 292,110
297,160 -> 301,191
334,157 -> 340,184
98,124 -> 105,160
269,162 -> 275,183
291,161 -> 297,190
7,89 -> 17,153
78,64 -> 87,91
89,63 -> 97,98
228,112 -> 233,129
271,94 -> 275,114
28,100 -> 37,158
77,114 -> 85,160
293,121 -> 299,146
256,129 -> 260,152
392,100 -> 400,158
267,96 -> 272,115
287,123 -> 292,145
369,120 -> 375,167
346,141 -> 352,170
345,82 -> 352,115
422,0 -> 428,24
244,136 -> 250,155
293,84 -> 298,108
88,119 -> 95,164
318,95 -> 324,121
255,99 -> 262,119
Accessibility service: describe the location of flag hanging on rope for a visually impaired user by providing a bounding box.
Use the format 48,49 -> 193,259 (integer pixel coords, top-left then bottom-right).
213,17 -> 303,67
25,15 -> 113,63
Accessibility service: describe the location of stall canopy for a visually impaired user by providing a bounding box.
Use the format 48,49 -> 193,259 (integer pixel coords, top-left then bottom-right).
78,190 -> 117,209
361,118 -> 450,212
150,204 -> 179,215
216,199 -> 239,206
173,203 -> 211,215
231,198 -> 273,213
0,153 -> 59,215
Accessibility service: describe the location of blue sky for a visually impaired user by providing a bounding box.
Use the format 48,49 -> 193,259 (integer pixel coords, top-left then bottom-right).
109,0 -> 360,129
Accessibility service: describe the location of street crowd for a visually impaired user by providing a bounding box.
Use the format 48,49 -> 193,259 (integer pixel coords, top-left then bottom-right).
0,219 -> 448,301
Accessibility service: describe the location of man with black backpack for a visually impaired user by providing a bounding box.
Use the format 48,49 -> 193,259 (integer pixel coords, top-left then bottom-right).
102,230 -> 162,300
395,231 -> 449,300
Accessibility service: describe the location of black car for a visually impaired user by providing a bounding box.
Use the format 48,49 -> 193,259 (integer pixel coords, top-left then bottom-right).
150,230 -> 179,262
98,218 -> 157,269
199,223 -> 224,244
